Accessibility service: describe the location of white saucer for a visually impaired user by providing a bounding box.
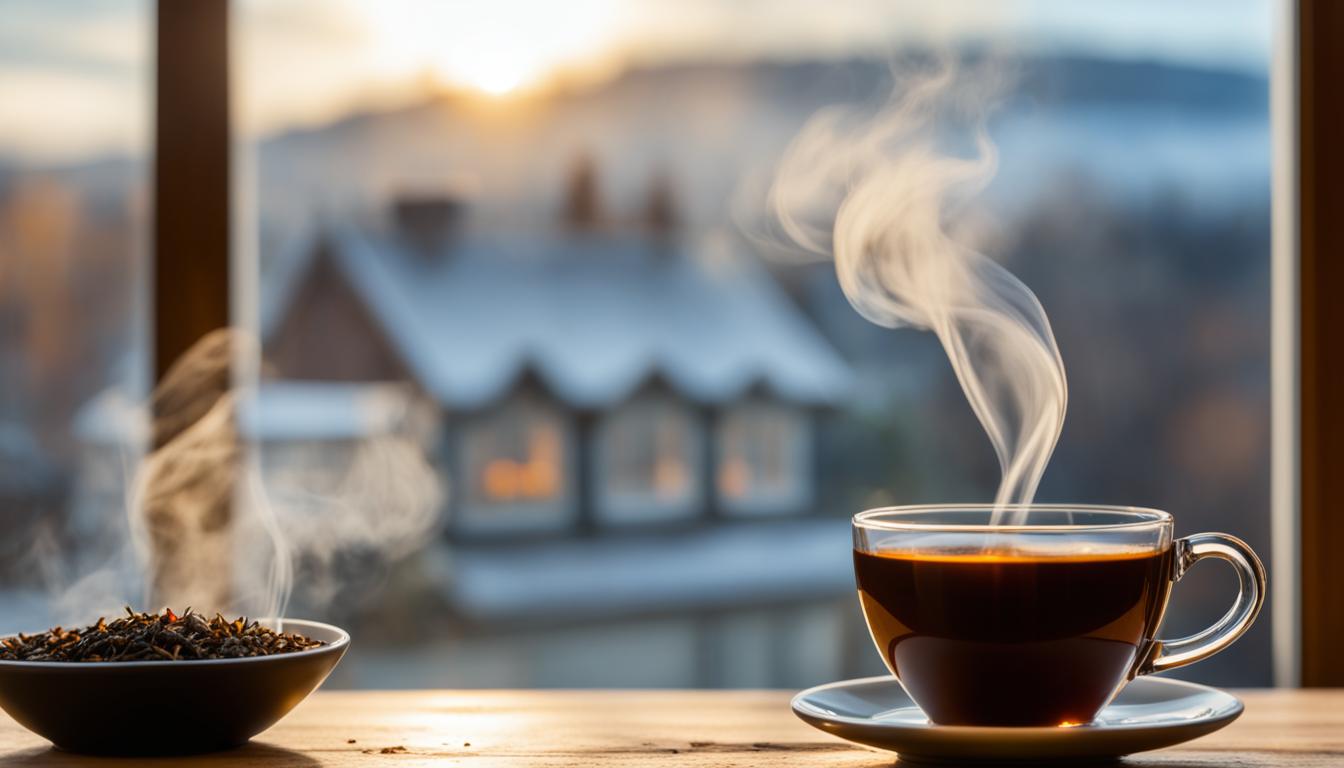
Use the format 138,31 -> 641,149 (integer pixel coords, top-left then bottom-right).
792,675 -> 1242,764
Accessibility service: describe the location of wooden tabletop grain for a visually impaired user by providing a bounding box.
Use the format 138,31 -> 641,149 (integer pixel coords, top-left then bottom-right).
0,689 -> 1339,766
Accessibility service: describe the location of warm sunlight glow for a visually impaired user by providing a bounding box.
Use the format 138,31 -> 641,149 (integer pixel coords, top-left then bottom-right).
354,0 -> 623,96
471,64 -> 527,97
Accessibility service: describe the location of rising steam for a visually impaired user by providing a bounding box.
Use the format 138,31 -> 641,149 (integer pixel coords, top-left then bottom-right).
769,62 -> 1067,519
148,329 -> 444,622
44,328 -> 444,627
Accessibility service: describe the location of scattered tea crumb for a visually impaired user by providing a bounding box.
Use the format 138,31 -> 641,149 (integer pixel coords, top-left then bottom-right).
346,738 -> 357,744
379,746 -> 408,754
463,742 -> 471,747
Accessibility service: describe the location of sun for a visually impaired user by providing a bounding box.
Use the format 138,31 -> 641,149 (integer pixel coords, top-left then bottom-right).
450,50 -> 535,96
473,69 -> 527,97
357,0 -> 622,97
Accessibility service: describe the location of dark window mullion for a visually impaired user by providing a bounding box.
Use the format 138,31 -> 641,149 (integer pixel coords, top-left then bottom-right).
1298,0 -> 1344,687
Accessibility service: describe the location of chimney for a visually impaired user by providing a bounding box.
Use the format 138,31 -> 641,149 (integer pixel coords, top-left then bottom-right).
562,153 -> 602,231
391,193 -> 464,254
642,171 -> 680,238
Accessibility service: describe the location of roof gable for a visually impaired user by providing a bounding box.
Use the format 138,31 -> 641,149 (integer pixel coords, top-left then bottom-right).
271,227 -> 852,410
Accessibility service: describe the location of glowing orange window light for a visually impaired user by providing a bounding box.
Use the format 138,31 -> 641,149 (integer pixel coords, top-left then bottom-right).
653,456 -> 688,500
718,456 -> 751,499
478,420 -> 562,502
482,459 -> 521,500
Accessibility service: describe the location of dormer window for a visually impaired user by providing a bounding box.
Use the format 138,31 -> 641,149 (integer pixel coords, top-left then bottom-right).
596,393 -> 702,525
716,401 -> 810,516
458,396 -> 575,534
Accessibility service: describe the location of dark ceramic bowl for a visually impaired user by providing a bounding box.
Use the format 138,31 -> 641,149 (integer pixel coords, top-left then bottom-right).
0,618 -> 348,756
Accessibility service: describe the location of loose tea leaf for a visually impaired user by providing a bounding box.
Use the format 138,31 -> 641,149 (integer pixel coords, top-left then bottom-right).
0,607 -> 324,662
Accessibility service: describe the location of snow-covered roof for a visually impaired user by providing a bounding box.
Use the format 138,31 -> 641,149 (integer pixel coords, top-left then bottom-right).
267,227 -> 852,411
73,388 -> 147,446
74,382 -> 419,445
237,381 -> 420,441
429,517 -> 853,621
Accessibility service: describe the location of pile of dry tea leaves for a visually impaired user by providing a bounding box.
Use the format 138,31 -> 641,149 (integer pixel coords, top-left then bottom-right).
0,607 -> 324,662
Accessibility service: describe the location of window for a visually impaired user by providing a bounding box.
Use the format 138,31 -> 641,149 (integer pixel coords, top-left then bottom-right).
716,402 -> 811,516
248,381 -> 430,502
2,0 -> 1303,694
596,393 -> 702,525
0,0 -> 149,631
123,0 -> 1283,690
457,397 -> 574,534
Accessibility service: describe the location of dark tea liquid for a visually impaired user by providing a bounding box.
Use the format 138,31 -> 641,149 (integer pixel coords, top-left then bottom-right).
854,546 -> 1174,726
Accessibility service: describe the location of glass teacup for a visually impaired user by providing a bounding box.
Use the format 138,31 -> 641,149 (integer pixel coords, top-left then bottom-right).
853,505 -> 1265,727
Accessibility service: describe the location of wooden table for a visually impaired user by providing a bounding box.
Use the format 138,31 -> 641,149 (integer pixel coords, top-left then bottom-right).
0,689 -> 1339,766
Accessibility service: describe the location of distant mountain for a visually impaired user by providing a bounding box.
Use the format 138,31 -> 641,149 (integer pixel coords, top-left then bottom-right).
12,53 -> 1268,242
250,54 -> 1267,239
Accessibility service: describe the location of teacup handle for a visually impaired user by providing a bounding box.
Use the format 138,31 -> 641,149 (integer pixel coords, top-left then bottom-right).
1137,532 -> 1266,675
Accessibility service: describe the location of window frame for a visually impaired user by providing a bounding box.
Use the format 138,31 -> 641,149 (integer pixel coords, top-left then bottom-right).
154,0 -> 1339,685
453,393 -> 578,536
150,0 -> 232,607
1289,0 -> 1344,687
593,391 -> 704,527
714,399 -> 812,517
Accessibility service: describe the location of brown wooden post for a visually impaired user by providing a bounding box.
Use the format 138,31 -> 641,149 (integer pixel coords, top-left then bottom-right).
149,0 -> 233,611
1298,0 -> 1344,686
154,0 -> 231,387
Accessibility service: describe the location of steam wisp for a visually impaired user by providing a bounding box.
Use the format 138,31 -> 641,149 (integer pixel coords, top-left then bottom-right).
769,63 -> 1067,521
44,328 -> 444,627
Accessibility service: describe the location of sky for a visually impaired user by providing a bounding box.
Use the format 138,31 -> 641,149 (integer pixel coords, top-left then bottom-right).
0,0 -> 1273,163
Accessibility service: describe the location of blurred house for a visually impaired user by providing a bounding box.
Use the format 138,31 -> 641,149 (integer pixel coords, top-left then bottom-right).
258,193 -> 864,686
71,382 -> 426,537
